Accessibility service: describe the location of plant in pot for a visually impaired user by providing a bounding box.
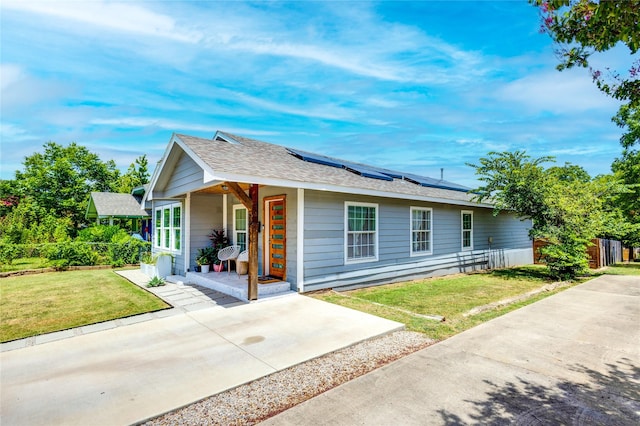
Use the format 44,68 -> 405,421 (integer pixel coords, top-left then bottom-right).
196,247 -> 215,273
208,229 -> 229,272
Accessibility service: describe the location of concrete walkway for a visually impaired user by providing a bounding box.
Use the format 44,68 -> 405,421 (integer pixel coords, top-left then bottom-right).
0,281 -> 403,425
264,275 -> 640,425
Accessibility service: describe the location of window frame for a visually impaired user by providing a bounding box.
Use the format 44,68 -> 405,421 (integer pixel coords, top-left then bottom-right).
233,204 -> 248,252
344,201 -> 379,264
153,202 -> 182,252
410,206 -> 433,257
461,210 -> 474,251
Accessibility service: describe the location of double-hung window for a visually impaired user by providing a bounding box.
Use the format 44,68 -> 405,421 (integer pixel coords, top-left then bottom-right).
345,202 -> 378,263
154,202 -> 182,252
461,210 -> 473,251
233,204 -> 248,252
411,207 -> 432,256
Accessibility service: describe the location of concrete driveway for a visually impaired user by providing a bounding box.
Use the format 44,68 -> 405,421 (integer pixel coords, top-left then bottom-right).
0,294 -> 402,425
263,275 -> 640,425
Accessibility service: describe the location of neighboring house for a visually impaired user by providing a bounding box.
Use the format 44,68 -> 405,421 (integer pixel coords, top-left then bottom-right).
86,189 -> 151,239
145,131 -> 533,293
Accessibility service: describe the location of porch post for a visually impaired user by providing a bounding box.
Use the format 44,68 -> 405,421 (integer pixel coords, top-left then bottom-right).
248,184 -> 259,300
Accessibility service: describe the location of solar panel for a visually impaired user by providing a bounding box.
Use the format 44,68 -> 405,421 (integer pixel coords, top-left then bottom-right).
286,148 -> 342,169
404,173 -> 469,192
342,163 -> 393,181
286,147 -> 469,191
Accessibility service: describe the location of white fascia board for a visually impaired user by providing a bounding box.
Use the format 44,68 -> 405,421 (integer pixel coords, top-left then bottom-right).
206,171 -> 493,209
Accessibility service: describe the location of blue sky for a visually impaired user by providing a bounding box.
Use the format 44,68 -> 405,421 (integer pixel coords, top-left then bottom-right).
0,0 -> 629,187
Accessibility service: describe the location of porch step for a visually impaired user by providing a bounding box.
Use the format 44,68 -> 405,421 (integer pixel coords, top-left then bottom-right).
185,271 -> 292,301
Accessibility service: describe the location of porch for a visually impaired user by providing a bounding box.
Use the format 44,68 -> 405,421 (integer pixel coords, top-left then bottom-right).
182,270 -> 293,301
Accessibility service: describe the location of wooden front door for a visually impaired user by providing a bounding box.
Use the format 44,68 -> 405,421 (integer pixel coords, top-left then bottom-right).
264,196 -> 286,279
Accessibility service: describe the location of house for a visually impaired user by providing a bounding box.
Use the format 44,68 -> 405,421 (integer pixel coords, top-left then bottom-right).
145,131 -> 533,299
86,187 -> 151,239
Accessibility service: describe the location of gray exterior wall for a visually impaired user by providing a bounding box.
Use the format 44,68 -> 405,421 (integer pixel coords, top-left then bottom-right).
189,193 -> 224,272
163,152 -> 205,198
302,190 -> 532,292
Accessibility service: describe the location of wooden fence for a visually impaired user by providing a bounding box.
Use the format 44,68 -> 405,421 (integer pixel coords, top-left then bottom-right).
533,238 -> 623,269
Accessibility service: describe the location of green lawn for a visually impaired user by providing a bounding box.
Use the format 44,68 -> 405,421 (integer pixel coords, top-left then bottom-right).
313,265 -> 589,341
0,269 -> 169,342
0,257 -> 50,273
598,262 -> 640,275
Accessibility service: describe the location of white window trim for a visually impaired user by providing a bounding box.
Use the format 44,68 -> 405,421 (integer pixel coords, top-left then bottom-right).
461,210 -> 474,251
233,204 -> 248,252
153,202 -> 182,253
410,206 -> 433,257
344,201 -> 379,264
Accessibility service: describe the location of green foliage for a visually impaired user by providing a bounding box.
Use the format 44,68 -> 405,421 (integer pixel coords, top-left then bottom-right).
77,225 -> 127,243
196,247 -> 216,265
469,151 -> 629,279
532,0 -> 640,148
115,155 -> 150,194
147,276 -> 166,287
43,241 -> 99,270
0,196 -> 71,245
611,150 -> 640,245
208,229 -> 229,264
13,141 -> 121,235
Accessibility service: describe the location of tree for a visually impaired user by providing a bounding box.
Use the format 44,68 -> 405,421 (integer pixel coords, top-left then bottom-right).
13,142 -> 120,234
115,155 -> 150,194
469,151 -> 622,278
610,150 -> 640,246
532,0 -> 640,147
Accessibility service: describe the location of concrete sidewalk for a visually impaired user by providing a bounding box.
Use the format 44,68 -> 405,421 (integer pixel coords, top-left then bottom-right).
0,294 -> 403,425
263,275 -> 640,425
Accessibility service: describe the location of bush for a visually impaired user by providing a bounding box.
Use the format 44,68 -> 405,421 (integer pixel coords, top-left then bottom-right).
43,241 -> 98,269
539,238 -> 590,280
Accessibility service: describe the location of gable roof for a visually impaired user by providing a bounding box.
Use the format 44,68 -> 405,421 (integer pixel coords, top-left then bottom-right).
85,192 -> 150,219
148,131 -> 490,208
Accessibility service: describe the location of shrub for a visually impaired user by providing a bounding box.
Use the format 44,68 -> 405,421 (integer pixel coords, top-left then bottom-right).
44,241 -> 98,269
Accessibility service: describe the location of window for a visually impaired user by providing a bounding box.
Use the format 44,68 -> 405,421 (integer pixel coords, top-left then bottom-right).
154,202 -> 182,251
461,210 -> 473,250
411,207 -> 432,255
233,204 -> 247,252
345,202 -> 378,263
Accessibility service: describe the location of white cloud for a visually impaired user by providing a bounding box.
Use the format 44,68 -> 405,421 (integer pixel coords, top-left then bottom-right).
2,0 -> 201,43
498,69 -> 620,114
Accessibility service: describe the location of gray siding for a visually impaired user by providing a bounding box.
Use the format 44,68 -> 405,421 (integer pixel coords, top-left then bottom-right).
189,194 -> 223,272
164,153 -> 205,198
302,190 -> 532,291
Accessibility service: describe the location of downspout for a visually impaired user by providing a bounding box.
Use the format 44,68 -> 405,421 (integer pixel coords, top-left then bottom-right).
297,188 -> 305,293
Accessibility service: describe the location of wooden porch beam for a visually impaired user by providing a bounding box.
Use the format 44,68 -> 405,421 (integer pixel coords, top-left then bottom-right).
224,181 -> 253,211
248,184 -> 259,300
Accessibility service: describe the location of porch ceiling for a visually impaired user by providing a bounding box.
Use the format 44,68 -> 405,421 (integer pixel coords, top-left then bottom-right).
194,182 -> 253,195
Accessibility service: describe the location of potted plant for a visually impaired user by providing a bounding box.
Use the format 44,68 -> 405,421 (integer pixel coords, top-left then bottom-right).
196,247 -> 215,273
208,229 -> 229,272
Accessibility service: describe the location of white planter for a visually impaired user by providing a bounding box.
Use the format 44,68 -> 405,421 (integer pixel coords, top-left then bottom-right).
140,263 -> 157,278
201,264 -> 210,273
156,254 -> 173,279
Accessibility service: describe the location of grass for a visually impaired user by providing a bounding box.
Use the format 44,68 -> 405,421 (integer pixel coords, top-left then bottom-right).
0,257 -> 50,273
596,262 -> 640,276
0,269 -> 170,342
312,265 -> 589,341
